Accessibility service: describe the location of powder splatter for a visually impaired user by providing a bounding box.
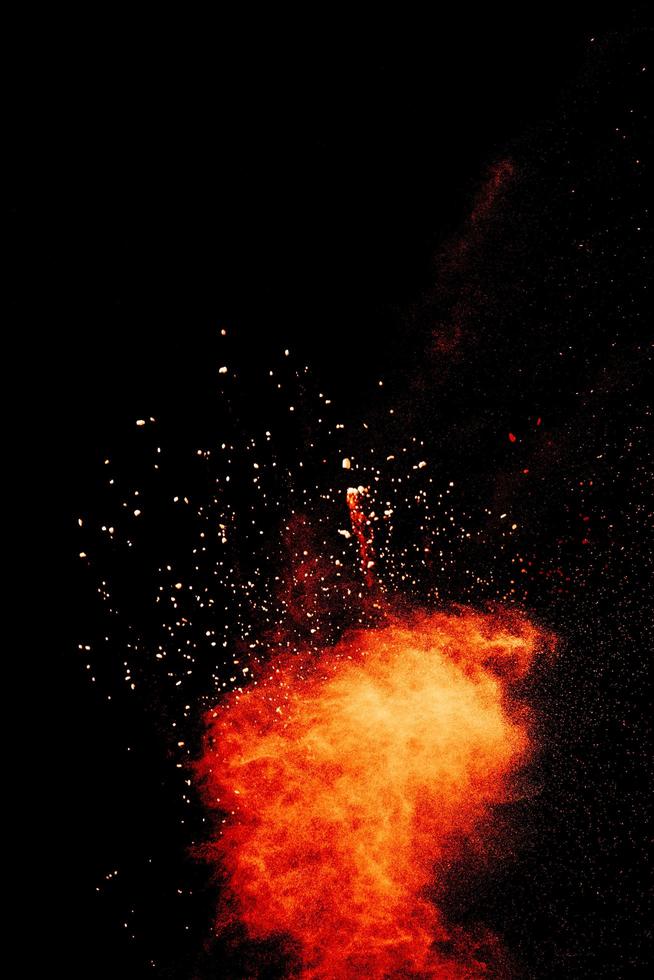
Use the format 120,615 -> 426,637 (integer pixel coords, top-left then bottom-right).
199,608 -> 553,978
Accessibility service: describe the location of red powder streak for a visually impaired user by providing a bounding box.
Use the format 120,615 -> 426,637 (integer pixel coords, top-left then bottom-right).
470,159 -> 515,225
427,159 -> 515,369
199,610 -> 552,978
346,486 -> 375,586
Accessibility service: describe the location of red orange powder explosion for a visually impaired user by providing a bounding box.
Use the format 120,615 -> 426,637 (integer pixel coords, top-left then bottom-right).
199,609 -> 552,978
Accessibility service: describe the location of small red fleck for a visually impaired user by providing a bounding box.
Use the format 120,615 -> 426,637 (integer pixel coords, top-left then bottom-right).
536,417 -> 542,426
508,432 -> 517,443
523,468 -> 529,474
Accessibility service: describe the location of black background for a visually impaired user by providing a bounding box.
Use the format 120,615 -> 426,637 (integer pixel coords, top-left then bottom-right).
18,5 -> 652,978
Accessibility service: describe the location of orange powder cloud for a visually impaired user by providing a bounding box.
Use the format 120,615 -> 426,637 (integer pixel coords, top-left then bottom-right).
199,609 -> 552,978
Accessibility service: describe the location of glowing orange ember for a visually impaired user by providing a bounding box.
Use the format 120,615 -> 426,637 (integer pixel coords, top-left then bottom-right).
199,609 -> 552,978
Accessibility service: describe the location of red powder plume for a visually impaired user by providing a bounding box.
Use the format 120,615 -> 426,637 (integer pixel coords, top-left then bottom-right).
199,609 -> 552,978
